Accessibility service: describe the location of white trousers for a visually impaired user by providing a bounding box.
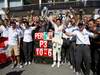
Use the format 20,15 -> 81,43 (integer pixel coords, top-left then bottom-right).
52,42 -> 62,62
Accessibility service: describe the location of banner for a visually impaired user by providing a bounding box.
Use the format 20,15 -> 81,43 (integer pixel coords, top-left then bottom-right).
34,32 -> 53,57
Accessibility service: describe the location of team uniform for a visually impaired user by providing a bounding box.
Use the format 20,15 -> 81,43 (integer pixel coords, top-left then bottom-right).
51,23 -> 64,68
23,26 -> 36,65
6,27 -> 20,56
65,25 -> 78,69
72,28 -> 94,75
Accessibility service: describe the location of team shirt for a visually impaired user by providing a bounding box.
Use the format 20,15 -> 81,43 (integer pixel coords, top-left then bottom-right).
8,27 -> 19,45
72,28 -> 94,45
23,27 -> 36,42
51,23 -> 64,45
65,25 -> 78,40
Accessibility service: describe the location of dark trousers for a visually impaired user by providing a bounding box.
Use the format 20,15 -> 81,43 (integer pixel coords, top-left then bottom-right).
61,38 -> 70,63
75,45 -> 91,75
20,38 -> 24,63
91,43 -> 100,75
97,53 -> 100,75
61,47 -> 69,63
94,45 -> 100,75
69,42 -> 76,68
23,41 -> 33,62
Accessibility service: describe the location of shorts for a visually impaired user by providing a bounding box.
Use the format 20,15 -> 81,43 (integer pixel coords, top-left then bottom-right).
6,45 -> 20,56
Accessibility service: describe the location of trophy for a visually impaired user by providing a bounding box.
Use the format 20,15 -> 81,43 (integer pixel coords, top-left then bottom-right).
41,6 -> 48,17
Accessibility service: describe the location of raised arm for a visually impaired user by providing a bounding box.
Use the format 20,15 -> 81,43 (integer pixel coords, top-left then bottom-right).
47,16 -> 57,28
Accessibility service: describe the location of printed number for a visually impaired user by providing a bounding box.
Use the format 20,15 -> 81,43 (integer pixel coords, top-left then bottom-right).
39,48 -> 43,56
44,41 -> 47,48
48,49 -> 52,57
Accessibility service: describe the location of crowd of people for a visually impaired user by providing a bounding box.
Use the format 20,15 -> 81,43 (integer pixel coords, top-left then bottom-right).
0,9 -> 100,75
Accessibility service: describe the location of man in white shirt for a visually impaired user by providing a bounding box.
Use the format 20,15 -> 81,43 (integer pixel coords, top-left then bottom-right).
6,22 -> 22,68
64,18 -> 78,71
65,22 -> 94,75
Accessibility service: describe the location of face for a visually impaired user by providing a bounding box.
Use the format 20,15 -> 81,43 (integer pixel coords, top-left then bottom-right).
35,16 -> 40,22
11,23 -> 16,29
96,18 -> 100,26
34,21 -> 39,27
56,20 -> 61,26
88,21 -> 95,28
83,16 -> 88,24
79,25 -> 85,31
24,22 -> 29,28
70,18 -> 75,25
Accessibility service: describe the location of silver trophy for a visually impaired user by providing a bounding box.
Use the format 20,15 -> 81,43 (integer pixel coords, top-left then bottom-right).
41,6 -> 48,17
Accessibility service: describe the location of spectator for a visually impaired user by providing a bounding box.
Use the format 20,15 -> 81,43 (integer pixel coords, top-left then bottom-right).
65,22 -> 94,75
23,21 -> 36,65
6,21 -> 23,68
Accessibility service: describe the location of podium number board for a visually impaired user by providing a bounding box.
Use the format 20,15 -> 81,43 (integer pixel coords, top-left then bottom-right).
34,32 -> 53,57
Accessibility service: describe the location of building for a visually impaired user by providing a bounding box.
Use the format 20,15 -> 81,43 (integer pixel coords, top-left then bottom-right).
23,0 -> 82,4
0,0 -> 23,18
0,0 -> 99,17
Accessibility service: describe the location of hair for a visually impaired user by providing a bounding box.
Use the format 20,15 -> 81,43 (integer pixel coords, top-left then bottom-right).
96,17 -> 100,20
78,21 -> 84,27
88,19 -> 96,24
10,21 -> 16,25
56,18 -> 62,24
23,21 -> 29,25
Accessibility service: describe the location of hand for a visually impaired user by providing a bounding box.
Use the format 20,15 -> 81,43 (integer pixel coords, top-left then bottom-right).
93,34 -> 98,38
47,16 -> 53,21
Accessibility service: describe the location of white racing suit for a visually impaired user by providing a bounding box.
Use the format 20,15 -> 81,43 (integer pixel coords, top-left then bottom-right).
52,32 -> 63,62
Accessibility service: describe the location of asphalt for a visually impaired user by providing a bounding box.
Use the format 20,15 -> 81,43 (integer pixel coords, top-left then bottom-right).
0,62 -> 77,75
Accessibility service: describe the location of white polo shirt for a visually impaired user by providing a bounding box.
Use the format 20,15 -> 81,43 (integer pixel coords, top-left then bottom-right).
72,28 -> 94,45
23,27 -> 36,42
8,27 -> 19,45
65,26 -> 78,40
51,24 -> 64,45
